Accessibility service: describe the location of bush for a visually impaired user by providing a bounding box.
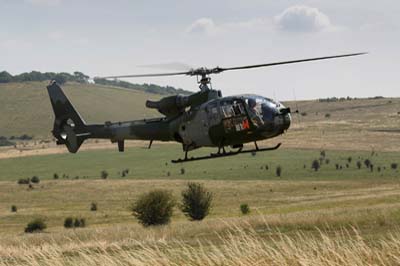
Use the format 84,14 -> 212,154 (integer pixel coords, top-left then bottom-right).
64,217 -> 86,228
311,160 -> 320,171
64,217 -> 74,228
391,163 -> 398,170
78,218 -> 86,227
74,218 -> 81,227
25,218 -> 46,233
101,170 -> 108,179
357,161 -> 362,169
347,156 -> 353,163
17,178 -> 30,185
240,203 -> 250,215
180,168 -> 185,175
276,166 -> 282,177
131,189 -> 175,226
90,202 -> 97,211
325,113 -> 331,118
53,173 -> 59,179
30,176 -> 40,184
364,159 -> 371,168
181,183 -> 213,221
11,205 -> 17,212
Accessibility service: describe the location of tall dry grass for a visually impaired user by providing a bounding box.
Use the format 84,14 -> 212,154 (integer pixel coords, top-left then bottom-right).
1,222 -> 400,266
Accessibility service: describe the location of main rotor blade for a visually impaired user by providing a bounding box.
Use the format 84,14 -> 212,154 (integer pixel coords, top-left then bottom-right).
99,71 -> 190,79
217,52 -> 367,73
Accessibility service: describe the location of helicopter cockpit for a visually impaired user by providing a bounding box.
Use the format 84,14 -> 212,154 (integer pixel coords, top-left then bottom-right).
244,96 -> 280,127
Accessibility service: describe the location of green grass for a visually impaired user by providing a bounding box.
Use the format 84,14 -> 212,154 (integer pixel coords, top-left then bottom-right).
0,145 -> 399,181
0,81 -> 163,139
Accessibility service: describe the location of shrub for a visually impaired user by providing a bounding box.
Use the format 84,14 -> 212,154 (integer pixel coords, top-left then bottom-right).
325,158 -> 330,165
64,217 -> 74,228
30,176 -> 40,184
90,202 -> 97,211
64,217 -> 86,228
74,218 -> 81,227
79,218 -> 86,227
131,189 -> 175,226
180,168 -> 185,175
240,203 -> 250,215
25,218 -> 46,233
320,150 -> 326,158
101,170 -> 108,179
347,157 -> 353,163
300,112 -> 307,116
181,183 -> 213,221
17,178 -> 30,185
357,161 -> 362,169
311,160 -> 320,171
364,159 -> 371,168
53,173 -> 59,179
276,166 -> 282,177
11,205 -> 17,212
391,163 -> 398,170
325,113 -> 331,118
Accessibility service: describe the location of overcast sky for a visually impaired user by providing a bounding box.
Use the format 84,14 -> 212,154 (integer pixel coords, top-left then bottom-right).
1,0 -> 399,100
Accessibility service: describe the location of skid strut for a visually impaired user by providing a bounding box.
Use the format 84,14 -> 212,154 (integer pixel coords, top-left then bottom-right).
171,143 -> 281,163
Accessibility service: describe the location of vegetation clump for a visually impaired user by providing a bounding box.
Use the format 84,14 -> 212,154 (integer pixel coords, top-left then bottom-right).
11,205 -> 17,212
181,182 -> 213,221
17,178 -> 30,185
101,170 -> 109,179
311,160 -> 321,171
24,218 -> 46,233
391,163 -> 398,170
240,203 -> 250,215
64,217 -> 86,228
30,176 -> 40,184
131,190 -> 175,226
276,166 -> 282,177
90,202 -> 98,211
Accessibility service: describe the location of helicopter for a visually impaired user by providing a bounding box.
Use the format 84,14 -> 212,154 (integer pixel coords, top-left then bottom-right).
46,52 -> 365,163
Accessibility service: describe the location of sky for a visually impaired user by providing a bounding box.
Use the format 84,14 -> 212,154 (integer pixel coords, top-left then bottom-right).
1,0 -> 399,100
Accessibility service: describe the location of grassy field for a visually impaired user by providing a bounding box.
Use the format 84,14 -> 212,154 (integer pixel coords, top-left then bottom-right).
1,81 -> 400,152
1,82 -> 400,265
0,145 -> 400,265
0,81 -> 163,139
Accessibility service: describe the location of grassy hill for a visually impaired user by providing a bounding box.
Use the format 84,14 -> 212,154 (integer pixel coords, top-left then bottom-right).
0,81 -> 169,139
0,81 -> 399,151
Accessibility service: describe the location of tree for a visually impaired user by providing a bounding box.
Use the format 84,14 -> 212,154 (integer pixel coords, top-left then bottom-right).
54,73 -> 67,85
73,71 -> 89,83
0,71 -> 13,83
131,190 -> 175,226
180,183 -> 213,221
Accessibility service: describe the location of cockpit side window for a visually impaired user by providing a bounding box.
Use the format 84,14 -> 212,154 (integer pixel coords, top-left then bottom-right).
220,100 -> 245,118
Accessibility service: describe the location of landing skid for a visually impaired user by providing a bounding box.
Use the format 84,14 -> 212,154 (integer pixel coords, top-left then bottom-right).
171,143 -> 281,163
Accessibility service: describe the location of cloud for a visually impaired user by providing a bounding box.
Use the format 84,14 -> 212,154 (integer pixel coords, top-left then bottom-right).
187,6 -> 336,36
186,18 -> 217,35
25,0 -> 61,6
274,6 -> 333,32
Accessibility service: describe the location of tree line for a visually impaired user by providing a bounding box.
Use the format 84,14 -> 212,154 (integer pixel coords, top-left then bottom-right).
0,70 -> 191,95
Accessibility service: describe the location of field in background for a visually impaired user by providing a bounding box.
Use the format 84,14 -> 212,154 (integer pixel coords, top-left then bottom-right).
0,81 -> 162,139
0,81 -> 400,152
1,82 -> 400,265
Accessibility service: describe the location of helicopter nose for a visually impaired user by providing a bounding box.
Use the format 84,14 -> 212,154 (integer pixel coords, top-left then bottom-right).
277,108 -> 291,131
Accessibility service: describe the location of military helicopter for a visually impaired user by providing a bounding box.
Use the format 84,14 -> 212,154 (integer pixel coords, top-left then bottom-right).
47,52 -> 365,163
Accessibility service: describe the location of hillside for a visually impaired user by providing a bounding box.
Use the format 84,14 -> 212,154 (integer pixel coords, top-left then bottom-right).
0,81 -> 399,151
0,81 -> 168,139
